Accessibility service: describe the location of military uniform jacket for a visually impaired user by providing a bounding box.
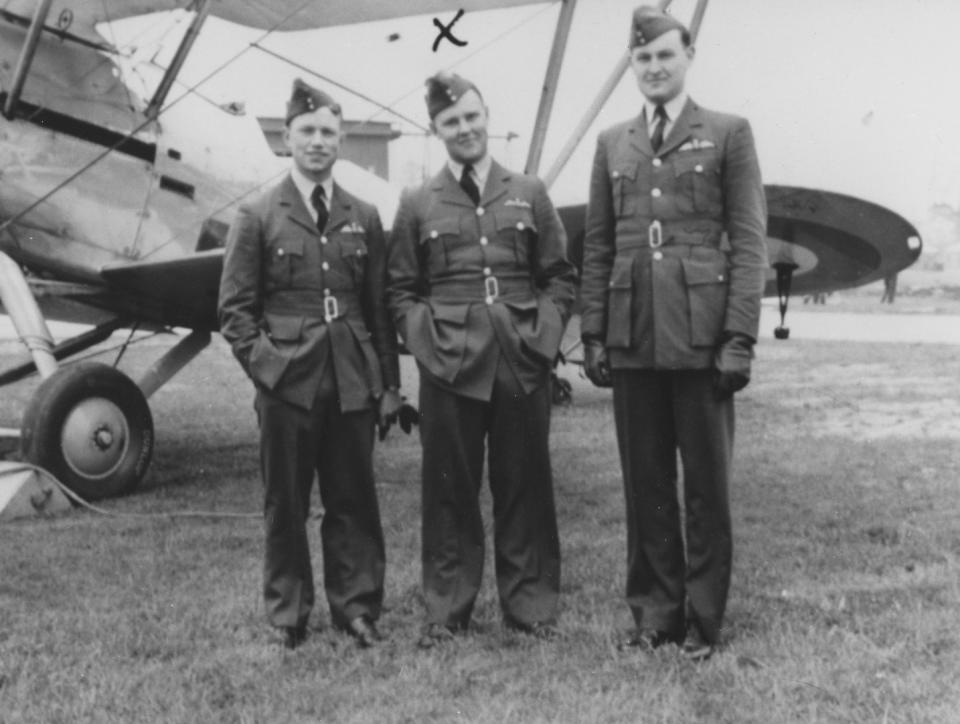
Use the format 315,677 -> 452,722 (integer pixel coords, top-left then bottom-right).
218,175 -> 399,411
580,98 -> 768,370
387,159 -> 576,400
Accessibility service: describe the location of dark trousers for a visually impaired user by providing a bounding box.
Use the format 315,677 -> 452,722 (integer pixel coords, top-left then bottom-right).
256,390 -> 384,630
418,358 -> 560,628
611,369 -> 734,644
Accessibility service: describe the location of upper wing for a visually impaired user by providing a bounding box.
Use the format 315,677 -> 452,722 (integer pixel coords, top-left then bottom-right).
0,1 -> 548,46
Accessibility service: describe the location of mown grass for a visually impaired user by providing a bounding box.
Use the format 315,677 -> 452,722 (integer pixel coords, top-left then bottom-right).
1,334 -> 959,723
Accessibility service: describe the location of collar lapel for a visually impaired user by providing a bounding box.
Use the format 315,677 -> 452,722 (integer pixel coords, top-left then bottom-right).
480,160 -> 509,207
658,98 -> 702,157
434,166 -> 475,209
280,174 -> 318,236
325,183 -> 352,233
627,113 -> 654,159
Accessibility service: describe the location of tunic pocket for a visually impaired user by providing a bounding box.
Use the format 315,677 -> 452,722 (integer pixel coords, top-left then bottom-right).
266,236 -> 304,287
673,152 -> 722,215
681,256 -> 728,347
338,235 -> 368,284
605,254 -> 635,348
419,217 -> 460,276
494,207 -> 538,267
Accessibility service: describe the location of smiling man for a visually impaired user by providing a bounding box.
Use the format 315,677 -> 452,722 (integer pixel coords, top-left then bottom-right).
579,7 -> 768,660
219,79 -> 402,650
387,72 -> 576,648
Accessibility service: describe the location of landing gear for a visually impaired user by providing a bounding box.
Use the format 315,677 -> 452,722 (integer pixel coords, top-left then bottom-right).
773,261 -> 798,340
20,362 -> 153,500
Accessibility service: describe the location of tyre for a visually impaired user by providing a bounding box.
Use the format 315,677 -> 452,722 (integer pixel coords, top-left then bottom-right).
20,362 -> 154,500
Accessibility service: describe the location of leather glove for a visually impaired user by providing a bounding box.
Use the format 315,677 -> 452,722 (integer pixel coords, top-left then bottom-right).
398,402 -> 420,434
377,389 -> 403,441
713,332 -> 754,400
583,339 -> 612,388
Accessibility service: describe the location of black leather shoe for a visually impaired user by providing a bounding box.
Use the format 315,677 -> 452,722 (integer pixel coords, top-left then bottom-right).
282,625 -> 307,650
417,622 -> 456,650
618,628 -> 676,652
681,626 -> 714,661
342,615 -> 383,648
506,619 -> 561,641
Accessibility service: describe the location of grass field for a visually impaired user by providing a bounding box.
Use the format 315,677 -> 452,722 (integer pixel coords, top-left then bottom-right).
1,332 -> 959,723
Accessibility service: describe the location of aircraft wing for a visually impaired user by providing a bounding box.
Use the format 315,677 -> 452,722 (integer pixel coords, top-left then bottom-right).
763,186 -> 922,296
99,249 -> 224,332
0,1 -> 548,46
560,185 -> 923,298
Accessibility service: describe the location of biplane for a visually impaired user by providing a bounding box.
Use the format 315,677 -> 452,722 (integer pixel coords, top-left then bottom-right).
0,0 -> 921,500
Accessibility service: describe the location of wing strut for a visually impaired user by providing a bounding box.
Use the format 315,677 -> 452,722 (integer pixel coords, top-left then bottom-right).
524,0 -> 578,176
542,0 -> 711,189
144,0 -> 213,120
2,0 -> 54,119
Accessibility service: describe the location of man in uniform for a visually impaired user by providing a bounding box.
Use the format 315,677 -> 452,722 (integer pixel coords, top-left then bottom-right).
580,7 -> 768,660
219,79 -> 402,650
387,72 -> 576,647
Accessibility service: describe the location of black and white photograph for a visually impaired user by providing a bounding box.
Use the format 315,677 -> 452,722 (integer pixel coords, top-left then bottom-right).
1,1 -> 958,722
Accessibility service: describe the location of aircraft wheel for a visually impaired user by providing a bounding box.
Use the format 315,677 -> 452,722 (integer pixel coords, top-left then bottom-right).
20,362 -> 154,501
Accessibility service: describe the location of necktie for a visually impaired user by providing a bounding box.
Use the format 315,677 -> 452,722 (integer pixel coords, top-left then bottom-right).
650,104 -> 667,152
310,184 -> 329,232
460,164 -> 480,206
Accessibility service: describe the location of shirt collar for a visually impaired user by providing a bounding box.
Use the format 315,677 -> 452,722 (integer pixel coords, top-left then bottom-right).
290,165 -> 334,213
447,153 -> 492,193
644,92 -> 688,126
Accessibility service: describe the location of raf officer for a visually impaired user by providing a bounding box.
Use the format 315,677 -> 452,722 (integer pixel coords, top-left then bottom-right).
388,72 -> 576,647
580,7 -> 768,660
219,79 -> 402,650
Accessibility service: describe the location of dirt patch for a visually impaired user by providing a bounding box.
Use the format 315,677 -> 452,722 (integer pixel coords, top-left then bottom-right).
815,399 -> 960,440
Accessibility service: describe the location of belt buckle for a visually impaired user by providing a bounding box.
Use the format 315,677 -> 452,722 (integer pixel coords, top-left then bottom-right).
484,275 -> 499,304
323,294 -> 339,323
648,219 -> 663,248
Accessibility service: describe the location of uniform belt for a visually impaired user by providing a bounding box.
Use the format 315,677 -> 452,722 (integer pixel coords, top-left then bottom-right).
264,290 -> 362,322
617,222 -> 723,251
428,276 -> 535,304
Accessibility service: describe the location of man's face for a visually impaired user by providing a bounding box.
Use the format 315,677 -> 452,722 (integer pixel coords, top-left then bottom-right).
630,29 -> 694,104
430,89 -> 489,165
284,106 -> 341,181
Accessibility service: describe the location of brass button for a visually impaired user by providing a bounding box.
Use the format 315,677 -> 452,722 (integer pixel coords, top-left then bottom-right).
479,236 -> 489,246
476,206 -> 485,216
321,261 -> 330,271
695,164 -> 704,173
651,188 -> 662,198
483,267 -> 491,276
320,236 -> 328,244
277,248 -> 285,256
430,230 -> 439,239
653,251 -> 663,260
652,158 -> 662,167
485,296 -> 494,305
516,222 -> 525,231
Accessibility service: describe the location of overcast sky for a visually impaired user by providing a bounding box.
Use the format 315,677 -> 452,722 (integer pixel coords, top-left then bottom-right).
111,0 -> 960,243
